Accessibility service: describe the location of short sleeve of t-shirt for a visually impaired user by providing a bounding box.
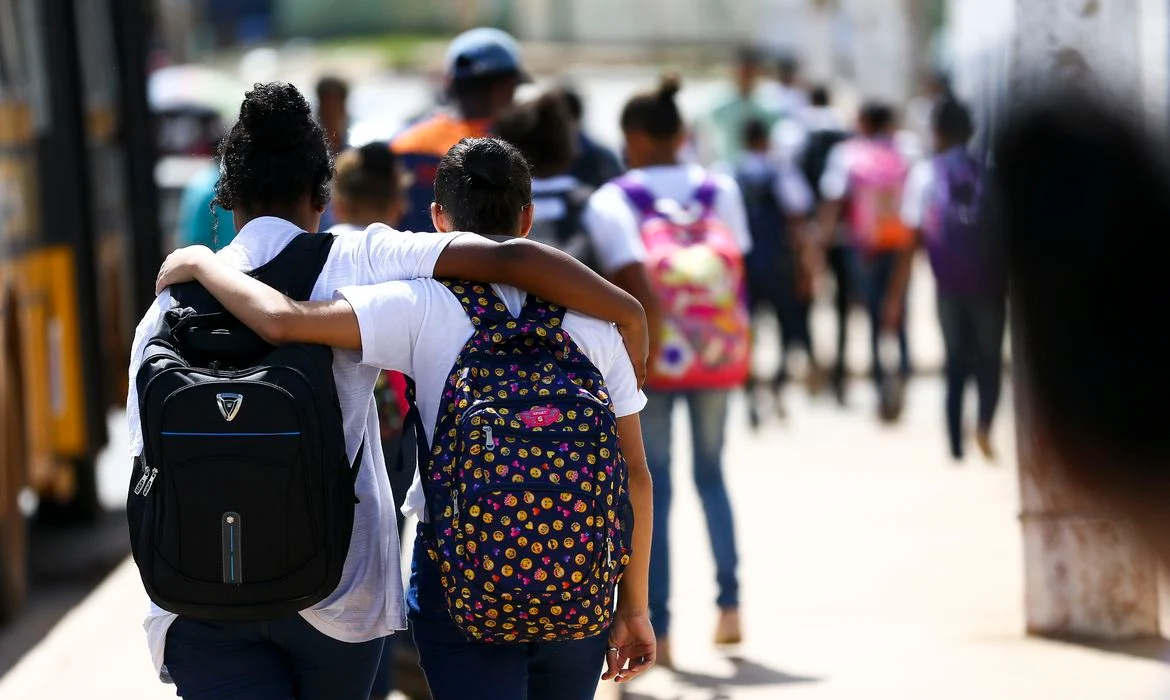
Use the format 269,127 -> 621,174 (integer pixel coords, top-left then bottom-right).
349,225 -> 464,285
901,161 -> 936,230
819,142 -> 852,201
582,183 -> 647,275
336,280 -> 428,375
711,174 -> 754,255
559,313 -> 647,418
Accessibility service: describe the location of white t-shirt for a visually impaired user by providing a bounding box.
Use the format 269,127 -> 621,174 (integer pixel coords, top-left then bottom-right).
900,160 -> 936,230
337,281 -> 648,522
581,164 -> 753,274
127,217 -> 460,681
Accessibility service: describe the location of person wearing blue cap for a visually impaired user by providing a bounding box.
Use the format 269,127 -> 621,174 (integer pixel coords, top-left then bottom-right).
391,27 -> 529,233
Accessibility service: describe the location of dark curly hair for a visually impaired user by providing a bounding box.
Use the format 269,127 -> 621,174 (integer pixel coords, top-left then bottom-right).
213,82 -> 333,217
434,137 -> 531,237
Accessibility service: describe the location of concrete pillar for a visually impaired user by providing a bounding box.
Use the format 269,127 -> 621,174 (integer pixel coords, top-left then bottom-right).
1011,0 -> 1162,640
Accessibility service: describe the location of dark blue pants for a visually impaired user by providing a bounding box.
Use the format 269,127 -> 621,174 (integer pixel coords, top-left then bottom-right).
859,250 -> 911,387
937,294 -> 1007,458
164,614 -> 384,700
747,260 -> 815,387
407,527 -> 607,700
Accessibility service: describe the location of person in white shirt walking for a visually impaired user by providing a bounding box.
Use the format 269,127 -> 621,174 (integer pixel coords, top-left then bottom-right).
584,75 -> 752,667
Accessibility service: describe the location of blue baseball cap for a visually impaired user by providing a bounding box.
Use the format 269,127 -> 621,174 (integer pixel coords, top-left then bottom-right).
445,27 -> 530,83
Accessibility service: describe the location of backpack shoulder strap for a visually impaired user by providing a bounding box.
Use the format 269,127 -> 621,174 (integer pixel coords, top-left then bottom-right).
614,176 -> 659,219
250,232 -> 336,302
555,183 -> 594,244
438,279 -> 512,329
518,294 -> 567,330
693,176 -> 720,214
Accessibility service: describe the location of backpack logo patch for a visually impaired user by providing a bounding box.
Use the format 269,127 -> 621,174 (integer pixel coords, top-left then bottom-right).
518,405 -> 562,428
216,393 -> 243,422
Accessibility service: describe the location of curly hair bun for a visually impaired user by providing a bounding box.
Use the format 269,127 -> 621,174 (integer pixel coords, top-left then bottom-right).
239,82 -> 315,150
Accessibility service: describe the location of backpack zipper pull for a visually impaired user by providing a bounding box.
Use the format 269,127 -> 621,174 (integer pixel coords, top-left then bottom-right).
142,468 -> 159,497
484,426 -> 494,450
606,537 -> 613,567
133,461 -> 150,496
452,493 -> 460,520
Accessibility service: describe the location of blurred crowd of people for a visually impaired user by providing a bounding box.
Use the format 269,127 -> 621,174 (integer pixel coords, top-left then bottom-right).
172,28 -> 1009,699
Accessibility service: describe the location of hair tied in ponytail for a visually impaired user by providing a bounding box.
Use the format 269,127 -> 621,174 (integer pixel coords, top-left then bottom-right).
463,140 -> 512,188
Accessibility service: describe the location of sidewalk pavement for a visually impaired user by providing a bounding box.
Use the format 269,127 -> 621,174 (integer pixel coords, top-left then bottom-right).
5,378 -> 1162,699
621,381 -> 1170,699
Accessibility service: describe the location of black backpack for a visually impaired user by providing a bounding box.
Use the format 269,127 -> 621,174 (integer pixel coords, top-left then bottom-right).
528,179 -> 599,272
801,128 -> 850,203
129,233 -> 362,621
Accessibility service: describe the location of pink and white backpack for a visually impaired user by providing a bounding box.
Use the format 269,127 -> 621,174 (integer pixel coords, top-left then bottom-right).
847,139 -> 913,252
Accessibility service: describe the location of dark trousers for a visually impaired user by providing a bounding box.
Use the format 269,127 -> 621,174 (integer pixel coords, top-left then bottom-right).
937,294 -> 1007,458
747,262 -> 816,389
407,529 -> 608,700
859,251 -> 911,388
164,614 -> 384,700
826,244 -> 853,384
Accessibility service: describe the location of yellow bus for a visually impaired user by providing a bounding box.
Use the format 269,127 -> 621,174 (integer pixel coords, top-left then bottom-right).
0,0 -> 160,622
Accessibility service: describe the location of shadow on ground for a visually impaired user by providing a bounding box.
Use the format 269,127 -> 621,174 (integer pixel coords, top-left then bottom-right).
626,656 -> 821,700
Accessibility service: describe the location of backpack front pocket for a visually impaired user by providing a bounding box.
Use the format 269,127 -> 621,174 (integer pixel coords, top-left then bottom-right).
158,431 -> 313,585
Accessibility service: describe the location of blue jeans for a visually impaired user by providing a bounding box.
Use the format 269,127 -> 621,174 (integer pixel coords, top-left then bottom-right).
164,614 -> 384,700
407,527 -> 607,700
641,390 -> 740,637
937,294 -> 1007,458
858,251 -> 911,387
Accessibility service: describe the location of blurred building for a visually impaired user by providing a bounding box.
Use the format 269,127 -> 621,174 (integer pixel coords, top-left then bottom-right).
943,0 -> 1170,146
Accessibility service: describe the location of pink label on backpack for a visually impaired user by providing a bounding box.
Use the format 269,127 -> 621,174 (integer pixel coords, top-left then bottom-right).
518,406 -> 562,428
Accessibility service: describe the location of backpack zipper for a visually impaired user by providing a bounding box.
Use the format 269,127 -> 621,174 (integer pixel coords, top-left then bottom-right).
483,426 -> 494,450
606,537 -> 613,567
142,468 -> 159,497
133,460 -> 151,496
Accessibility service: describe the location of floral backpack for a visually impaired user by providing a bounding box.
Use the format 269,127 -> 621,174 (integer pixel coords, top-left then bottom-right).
417,280 -> 633,643
615,176 -> 751,391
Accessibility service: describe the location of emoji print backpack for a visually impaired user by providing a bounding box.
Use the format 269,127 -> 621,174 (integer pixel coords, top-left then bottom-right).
419,280 -> 633,644
616,176 -> 751,391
